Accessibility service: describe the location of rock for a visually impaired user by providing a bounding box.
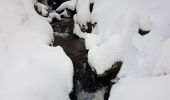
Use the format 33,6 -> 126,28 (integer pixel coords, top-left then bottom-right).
51,18 -> 74,33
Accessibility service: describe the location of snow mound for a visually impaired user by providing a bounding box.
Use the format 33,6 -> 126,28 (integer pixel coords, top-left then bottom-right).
0,0 -> 73,100
87,0 -> 170,77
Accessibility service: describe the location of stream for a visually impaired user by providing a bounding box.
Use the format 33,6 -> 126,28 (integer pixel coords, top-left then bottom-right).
51,18 -> 117,100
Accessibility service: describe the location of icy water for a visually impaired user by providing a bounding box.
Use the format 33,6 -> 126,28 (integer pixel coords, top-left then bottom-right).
51,18 -> 113,100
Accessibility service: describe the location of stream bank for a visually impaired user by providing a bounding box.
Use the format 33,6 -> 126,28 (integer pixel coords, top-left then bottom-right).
51,18 -> 120,100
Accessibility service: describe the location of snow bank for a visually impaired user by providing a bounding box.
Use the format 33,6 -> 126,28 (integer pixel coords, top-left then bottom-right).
88,14 -> 138,75
87,0 -> 170,77
0,0 -> 73,100
109,75 -> 170,100
85,0 -> 170,99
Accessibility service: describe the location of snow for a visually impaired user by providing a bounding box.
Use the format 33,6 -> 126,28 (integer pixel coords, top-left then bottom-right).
72,0 -> 92,38
1,0 -> 170,99
88,14 -> 138,76
48,12 -> 61,21
73,21 -> 87,38
82,0 -> 170,99
86,0 -> 170,77
0,0 -> 73,100
56,0 -> 77,11
60,9 -> 70,18
85,34 -> 99,50
109,75 -> 170,100
75,0 -> 91,28
35,2 -> 49,16
139,17 -> 152,31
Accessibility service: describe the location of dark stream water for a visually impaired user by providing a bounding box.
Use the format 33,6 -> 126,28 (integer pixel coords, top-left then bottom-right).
51,18 -> 121,100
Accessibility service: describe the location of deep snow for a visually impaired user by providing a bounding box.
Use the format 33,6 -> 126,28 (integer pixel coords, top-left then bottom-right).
0,0 -> 170,100
0,0 -> 73,100
73,0 -> 170,100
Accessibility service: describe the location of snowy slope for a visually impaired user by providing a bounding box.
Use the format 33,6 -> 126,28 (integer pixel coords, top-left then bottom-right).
0,0 -> 73,100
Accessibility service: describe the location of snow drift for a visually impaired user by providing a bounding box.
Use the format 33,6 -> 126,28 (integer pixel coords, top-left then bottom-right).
87,0 -> 170,77
0,0 -> 73,100
76,0 -> 170,99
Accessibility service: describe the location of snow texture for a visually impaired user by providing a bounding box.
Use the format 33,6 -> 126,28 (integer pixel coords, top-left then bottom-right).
81,0 -> 170,99
109,75 -> 170,100
35,2 -> 49,16
87,0 -> 170,77
76,0 -> 91,28
48,12 -> 61,20
0,0 -> 73,100
56,0 -> 77,11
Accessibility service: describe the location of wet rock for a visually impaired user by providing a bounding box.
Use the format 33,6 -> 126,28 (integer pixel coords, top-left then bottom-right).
98,61 -> 123,85
80,22 -> 97,33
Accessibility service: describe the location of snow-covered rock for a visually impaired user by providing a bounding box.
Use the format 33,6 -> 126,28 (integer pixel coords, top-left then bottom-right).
76,0 -> 91,28
87,0 -> 170,77
48,12 -> 61,21
35,2 -> 49,16
56,0 -> 77,11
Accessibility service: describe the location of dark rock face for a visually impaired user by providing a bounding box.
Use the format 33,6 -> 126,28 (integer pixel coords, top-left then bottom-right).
52,18 -> 121,100
138,28 -> 150,36
90,3 -> 94,13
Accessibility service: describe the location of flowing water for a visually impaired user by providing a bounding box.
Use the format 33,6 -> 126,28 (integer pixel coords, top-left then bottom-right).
51,18 -> 114,100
